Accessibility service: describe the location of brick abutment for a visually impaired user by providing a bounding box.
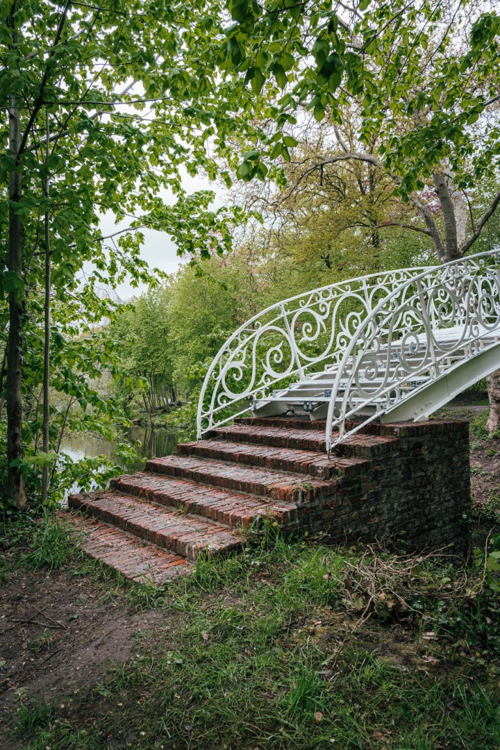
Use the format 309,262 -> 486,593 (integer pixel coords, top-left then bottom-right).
66,418 -> 471,582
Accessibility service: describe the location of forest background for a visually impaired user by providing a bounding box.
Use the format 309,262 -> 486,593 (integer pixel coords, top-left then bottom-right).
0,0 -> 499,511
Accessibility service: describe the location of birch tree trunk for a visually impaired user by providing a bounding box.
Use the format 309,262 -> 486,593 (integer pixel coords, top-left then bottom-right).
486,370 -> 500,436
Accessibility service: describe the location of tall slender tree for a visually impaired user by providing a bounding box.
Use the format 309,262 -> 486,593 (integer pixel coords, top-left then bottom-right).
0,0 -> 256,506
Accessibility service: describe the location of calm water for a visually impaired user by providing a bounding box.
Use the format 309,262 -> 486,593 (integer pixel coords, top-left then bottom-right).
60,426 -> 180,473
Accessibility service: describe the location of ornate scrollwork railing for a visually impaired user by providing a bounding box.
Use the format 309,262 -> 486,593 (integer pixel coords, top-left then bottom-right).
197,264 -> 433,438
325,250 -> 500,451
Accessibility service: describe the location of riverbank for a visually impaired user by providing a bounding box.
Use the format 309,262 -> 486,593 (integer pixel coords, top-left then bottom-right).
1,407 -> 498,749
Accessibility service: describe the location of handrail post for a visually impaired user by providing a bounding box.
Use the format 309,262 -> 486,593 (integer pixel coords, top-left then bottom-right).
279,303 -> 305,380
415,276 -> 439,378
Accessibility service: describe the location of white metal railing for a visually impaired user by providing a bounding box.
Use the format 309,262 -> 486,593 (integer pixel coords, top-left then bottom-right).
197,264 -> 433,437
197,250 -> 500,449
324,250 -> 500,450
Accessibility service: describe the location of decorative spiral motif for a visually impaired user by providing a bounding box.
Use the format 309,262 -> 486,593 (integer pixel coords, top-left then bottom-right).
197,253 -> 500,437
333,256 -> 499,435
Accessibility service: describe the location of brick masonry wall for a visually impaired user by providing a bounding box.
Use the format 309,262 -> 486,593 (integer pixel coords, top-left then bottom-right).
297,420 -> 471,557
67,417 -> 472,580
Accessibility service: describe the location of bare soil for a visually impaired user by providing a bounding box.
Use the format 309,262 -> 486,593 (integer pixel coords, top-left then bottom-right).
0,566 -> 164,745
0,406 -> 497,748
470,439 -> 499,516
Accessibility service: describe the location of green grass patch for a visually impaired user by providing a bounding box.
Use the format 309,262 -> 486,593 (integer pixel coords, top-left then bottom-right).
0,511 -> 80,579
20,513 -> 79,570
15,701 -> 55,736
15,539 -> 500,750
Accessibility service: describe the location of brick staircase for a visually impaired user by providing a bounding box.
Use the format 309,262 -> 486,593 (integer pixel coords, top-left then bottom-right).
66,417 -> 470,583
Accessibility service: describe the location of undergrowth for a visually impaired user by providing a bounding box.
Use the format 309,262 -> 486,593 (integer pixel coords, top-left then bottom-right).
12,534 -> 500,750
0,512 -> 79,576
20,513 -> 79,570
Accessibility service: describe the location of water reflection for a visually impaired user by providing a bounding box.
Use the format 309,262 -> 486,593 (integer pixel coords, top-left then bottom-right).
130,426 -> 179,467
60,425 -> 179,472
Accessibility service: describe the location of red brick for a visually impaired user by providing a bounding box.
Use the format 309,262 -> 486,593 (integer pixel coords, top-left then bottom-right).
64,418 -> 471,584
65,512 -> 193,583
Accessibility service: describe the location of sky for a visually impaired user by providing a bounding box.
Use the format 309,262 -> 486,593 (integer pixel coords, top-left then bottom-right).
98,212 -> 186,301
96,172 -> 226,302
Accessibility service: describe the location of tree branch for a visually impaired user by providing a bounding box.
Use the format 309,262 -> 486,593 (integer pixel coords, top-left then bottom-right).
333,126 -> 349,153
408,194 -> 445,261
17,1 -> 72,159
377,221 -> 432,236
97,225 -> 146,242
459,191 -> 500,256
281,151 -> 382,203
433,172 -> 458,260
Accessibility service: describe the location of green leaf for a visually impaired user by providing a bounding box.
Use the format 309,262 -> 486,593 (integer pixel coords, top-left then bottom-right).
269,142 -> 283,160
312,37 -> 329,66
242,149 -> 259,160
236,161 -> 253,178
280,52 -> 295,72
328,69 -> 342,92
229,0 -> 248,23
2,270 -> 24,295
272,64 -> 287,89
251,68 -> 265,94
313,105 -> 325,122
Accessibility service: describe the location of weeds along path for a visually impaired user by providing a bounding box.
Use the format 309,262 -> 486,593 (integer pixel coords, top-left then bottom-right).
1,406 -> 498,750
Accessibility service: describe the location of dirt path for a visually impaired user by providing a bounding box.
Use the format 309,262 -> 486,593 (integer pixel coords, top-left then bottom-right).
0,567 -> 164,746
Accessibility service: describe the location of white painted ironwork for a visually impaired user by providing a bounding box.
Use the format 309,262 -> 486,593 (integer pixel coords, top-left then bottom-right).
197,250 -> 500,452
197,265 -> 432,434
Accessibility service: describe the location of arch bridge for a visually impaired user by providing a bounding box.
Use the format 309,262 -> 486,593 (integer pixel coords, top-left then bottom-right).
67,251 -> 499,581
198,250 -> 500,453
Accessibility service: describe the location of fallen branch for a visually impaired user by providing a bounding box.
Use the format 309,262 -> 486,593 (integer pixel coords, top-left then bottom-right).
35,607 -> 67,630
10,618 -> 65,629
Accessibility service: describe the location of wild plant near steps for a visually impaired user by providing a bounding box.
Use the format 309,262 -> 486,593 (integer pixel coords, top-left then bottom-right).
20,512 -> 79,570
13,537 -> 499,750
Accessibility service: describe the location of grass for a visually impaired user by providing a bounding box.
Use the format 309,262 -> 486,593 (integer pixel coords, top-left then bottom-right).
12,536 -> 500,750
469,410 -> 500,444
6,406 -> 500,748
20,513 -> 79,570
476,489 -> 500,524
0,511 -> 79,576
28,629 -> 54,653
15,702 -> 55,735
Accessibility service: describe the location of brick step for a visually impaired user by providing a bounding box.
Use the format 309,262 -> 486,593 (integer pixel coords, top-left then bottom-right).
65,512 -> 193,584
110,472 -> 299,528
237,417 -> 326,431
210,424 -> 398,458
212,424 -> 327,451
68,492 -> 242,560
145,455 -> 333,503
177,439 -> 368,479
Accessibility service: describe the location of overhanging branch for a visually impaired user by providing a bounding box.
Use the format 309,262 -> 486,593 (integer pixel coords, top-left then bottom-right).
459,192 -> 500,256
377,222 -> 432,236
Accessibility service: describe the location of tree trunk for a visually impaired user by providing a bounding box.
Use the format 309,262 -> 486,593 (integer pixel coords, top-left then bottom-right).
486,369 -> 500,436
433,172 -> 459,262
0,345 -> 7,422
430,174 -> 499,430
6,97 -> 27,508
41,110 -> 51,504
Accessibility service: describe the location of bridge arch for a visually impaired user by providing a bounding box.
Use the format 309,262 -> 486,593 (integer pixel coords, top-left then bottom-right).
198,250 -> 499,452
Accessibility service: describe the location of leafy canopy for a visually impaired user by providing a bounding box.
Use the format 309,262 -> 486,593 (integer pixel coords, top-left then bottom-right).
224,0 -> 499,196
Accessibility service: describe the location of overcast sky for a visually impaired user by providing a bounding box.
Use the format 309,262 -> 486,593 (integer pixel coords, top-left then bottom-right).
96,171 -> 226,302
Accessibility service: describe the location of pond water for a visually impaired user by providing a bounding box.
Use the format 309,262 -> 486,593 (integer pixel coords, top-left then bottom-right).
60,425 -> 180,473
